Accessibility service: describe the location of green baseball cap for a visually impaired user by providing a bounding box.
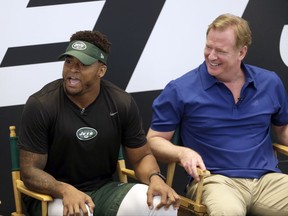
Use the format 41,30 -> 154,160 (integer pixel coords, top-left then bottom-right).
59,40 -> 108,65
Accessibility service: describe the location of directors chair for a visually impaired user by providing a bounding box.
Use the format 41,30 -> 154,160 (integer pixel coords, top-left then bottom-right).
165,128 -> 210,216
10,125 -> 53,216
9,125 -> 136,216
148,127 -> 288,216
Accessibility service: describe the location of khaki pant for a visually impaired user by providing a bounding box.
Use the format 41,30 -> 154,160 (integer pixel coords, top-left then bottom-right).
186,173 -> 288,216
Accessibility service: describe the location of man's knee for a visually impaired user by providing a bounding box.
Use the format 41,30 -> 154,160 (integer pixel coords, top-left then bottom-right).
117,184 -> 177,216
208,204 -> 246,216
48,198 -> 92,216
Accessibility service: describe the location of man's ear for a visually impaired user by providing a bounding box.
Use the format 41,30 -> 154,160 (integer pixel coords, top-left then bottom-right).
98,65 -> 107,78
239,45 -> 247,60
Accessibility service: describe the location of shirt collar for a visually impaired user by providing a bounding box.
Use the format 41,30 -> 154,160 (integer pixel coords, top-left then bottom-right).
199,62 -> 256,90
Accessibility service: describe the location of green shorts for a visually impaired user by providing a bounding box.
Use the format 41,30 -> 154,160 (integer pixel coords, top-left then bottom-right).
23,181 -> 135,216
87,182 -> 135,215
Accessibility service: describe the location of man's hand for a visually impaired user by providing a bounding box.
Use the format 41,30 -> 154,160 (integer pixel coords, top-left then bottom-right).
61,184 -> 95,216
179,147 -> 206,181
146,175 -> 180,210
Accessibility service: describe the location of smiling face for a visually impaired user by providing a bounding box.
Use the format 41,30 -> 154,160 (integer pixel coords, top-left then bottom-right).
204,28 -> 247,82
62,56 -> 106,98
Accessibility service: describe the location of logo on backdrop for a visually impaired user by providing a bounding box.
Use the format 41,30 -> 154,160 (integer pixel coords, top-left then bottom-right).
0,0 -> 166,107
0,0 -> 287,108
280,25 -> 288,66
242,0 -> 288,87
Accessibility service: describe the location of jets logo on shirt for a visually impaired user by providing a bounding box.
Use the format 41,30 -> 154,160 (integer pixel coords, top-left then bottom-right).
76,127 -> 98,141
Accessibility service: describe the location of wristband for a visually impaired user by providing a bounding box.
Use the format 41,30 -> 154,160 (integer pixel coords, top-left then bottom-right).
149,172 -> 166,183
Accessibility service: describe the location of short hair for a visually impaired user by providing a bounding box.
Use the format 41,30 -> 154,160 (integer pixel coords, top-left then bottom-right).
70,30 -> 112,54
206,13 -> 252,49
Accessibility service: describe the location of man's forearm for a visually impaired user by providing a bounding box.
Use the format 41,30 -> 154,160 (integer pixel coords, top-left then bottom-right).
133,153 -> 162,185
21,167 -> 67,198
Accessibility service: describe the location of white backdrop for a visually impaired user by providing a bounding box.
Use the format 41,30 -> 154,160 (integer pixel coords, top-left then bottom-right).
0,0 -> 250,107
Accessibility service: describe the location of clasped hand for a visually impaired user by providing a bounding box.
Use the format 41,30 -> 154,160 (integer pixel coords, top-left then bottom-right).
146,176 -> 180,210
179,147 -> 206,181
62,185 -> 95,216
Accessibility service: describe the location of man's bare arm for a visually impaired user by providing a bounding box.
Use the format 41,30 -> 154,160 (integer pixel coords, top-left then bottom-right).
20,149 -> 68,198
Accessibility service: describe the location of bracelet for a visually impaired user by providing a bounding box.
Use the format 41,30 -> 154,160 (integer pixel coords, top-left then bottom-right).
149,172 -> 166,183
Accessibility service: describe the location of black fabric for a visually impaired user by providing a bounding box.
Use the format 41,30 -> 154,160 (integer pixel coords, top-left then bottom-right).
19,79 -> 146,191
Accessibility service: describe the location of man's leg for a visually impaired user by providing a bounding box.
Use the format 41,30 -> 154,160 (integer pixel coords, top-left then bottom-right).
48,198 -> 92,216
250,173 -> 288,216
48,182 -> 177,216
186,174 -> 248,216
116,184 -> 177,216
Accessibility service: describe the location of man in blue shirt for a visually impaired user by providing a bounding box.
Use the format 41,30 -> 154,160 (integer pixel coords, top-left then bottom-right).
147,13 -> 288,216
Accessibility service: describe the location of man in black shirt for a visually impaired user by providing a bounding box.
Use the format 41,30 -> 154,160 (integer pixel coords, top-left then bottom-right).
19,30 -> 179,216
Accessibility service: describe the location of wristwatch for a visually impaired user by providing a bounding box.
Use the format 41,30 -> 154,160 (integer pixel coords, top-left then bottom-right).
149,172 -> 166,182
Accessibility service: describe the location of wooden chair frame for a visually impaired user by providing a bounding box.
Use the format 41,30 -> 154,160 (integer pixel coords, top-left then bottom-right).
10,126 -> 53,216
163,144 -> 288,216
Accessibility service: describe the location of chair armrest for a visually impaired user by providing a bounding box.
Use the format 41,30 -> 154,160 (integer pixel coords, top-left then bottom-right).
16,179 -> 53,202
197,168 -> 210,177
178,168 -> 210,214
120,168 -> 137,180
179,195 -> 207,213
273,143 -> 288,156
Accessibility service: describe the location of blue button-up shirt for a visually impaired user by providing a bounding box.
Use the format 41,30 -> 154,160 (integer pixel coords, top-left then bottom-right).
151,62 -> 288,178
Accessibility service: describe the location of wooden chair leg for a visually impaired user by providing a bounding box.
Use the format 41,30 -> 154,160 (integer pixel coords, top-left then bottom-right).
11,172 -> 24,216
41,201 -> 48,216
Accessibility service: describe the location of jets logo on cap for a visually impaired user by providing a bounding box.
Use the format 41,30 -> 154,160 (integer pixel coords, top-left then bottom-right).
72,41 -> 87,50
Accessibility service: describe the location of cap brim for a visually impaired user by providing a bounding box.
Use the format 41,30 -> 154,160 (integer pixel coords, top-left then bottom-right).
58,50 -> 97,65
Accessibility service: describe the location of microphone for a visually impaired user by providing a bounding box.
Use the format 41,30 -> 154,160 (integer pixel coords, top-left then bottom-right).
80,108 -> 87,116
237,97 -> 244,103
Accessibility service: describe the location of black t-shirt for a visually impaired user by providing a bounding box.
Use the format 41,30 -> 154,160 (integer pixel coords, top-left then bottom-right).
19,79 -> 146,191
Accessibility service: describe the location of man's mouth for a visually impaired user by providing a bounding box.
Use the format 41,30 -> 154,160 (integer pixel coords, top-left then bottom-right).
209,62 -> 220,67
67,77 -> 80,86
